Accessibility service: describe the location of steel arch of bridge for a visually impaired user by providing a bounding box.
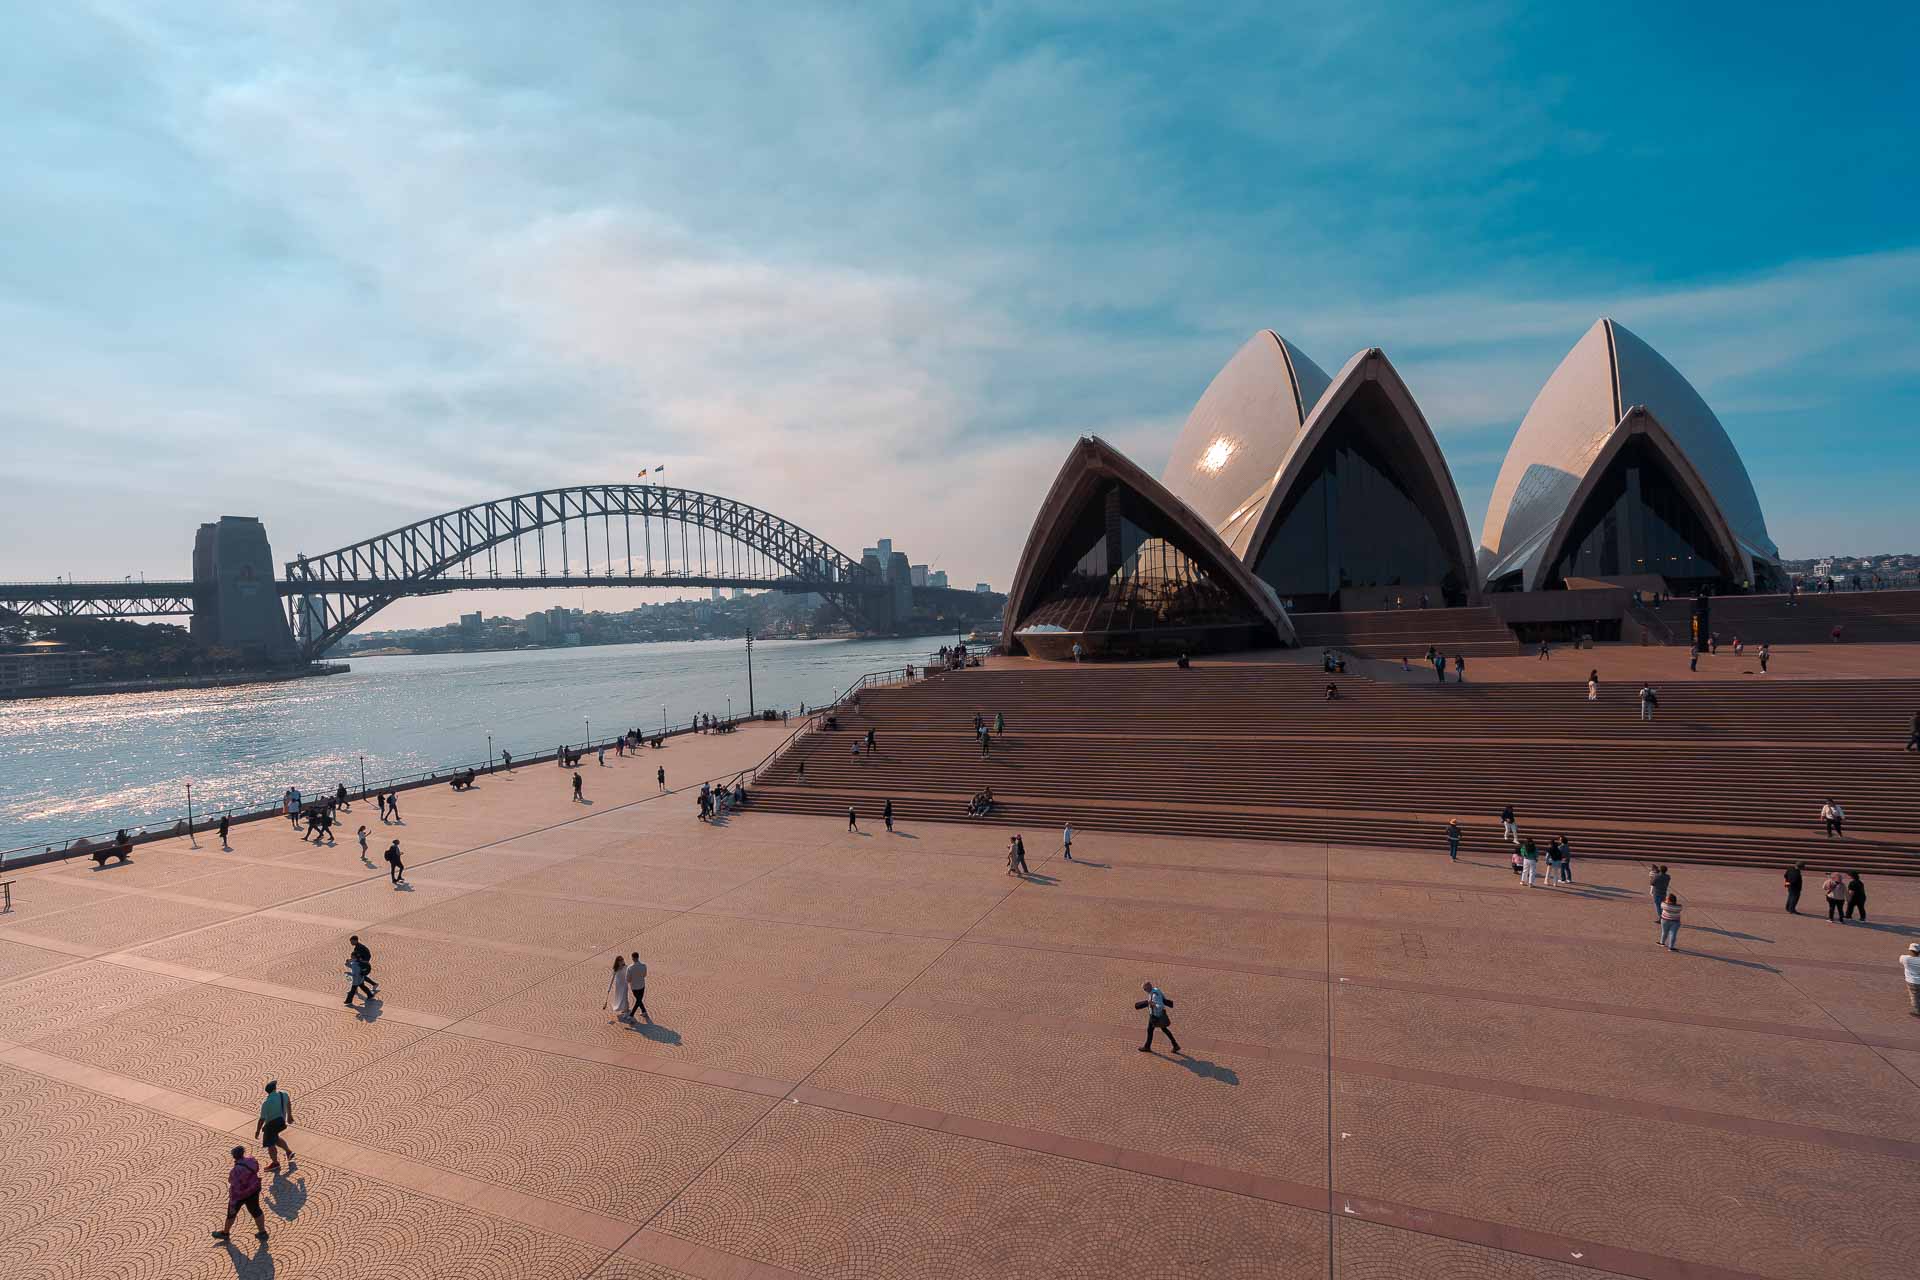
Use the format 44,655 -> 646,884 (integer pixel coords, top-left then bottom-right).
283,484 -> 880,658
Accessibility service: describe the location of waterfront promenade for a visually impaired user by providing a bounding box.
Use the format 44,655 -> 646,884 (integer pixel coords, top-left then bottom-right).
2,716 -> 1917,1278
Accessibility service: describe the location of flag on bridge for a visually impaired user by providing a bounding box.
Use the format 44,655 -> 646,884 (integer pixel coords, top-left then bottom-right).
637,465 -> 668,480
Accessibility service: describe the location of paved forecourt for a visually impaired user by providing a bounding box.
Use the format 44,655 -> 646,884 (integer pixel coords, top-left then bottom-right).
2,719 -> 1918,1279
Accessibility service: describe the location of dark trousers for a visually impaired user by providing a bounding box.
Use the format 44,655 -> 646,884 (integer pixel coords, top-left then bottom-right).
629,985 -> 648,1019
263,1120 -> 291,1157
1826,819 -> 1842,837
388,861 -> 403,883
1846,898 -> 1867,921
1142,1015 -> 1180,1053
1827,897 -> 1845,921
223,1192 -> 264,1233
1785,886 -> 1801,913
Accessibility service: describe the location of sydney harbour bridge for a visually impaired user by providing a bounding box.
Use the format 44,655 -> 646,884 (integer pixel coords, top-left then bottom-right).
0,484 -> 990,661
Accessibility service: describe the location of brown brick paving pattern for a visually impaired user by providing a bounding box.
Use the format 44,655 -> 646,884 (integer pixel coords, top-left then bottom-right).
1,714 -> 1917,1277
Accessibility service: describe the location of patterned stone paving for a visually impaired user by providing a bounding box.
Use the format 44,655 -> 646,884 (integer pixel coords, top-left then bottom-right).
2,731 -> 1916,1278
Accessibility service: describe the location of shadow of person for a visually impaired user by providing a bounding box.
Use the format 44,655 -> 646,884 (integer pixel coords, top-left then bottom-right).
1017,871 -> 1059,886
266,1173 -> 307,1222
353,997 -> 384,1023
628,1020 -> 682,1045
1174,1056 -> 1239,1085
220,1237 -> 275,1278
1063,858 -> 1109,869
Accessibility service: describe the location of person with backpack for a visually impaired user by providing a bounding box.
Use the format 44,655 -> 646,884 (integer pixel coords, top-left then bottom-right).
383,840 -> 405,887
1649,865 -> 1671,922
1135,981 -> 1182,1055
256,1081 -> 295,1172
211,1146 -> 269,1242
1639,684 -> 1659,721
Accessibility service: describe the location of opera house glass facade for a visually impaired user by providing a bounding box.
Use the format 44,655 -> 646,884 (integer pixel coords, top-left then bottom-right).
1248,379 -> 1470,611
1541,434 -> 1735,592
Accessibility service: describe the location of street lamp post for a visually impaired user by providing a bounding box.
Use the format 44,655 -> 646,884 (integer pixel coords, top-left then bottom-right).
186,783 -> 198,848
585,717 -> 591,750
746,633 -> 755,717
726,696 -> 732,725
359,754 -> 367,796
487,733 -> 494,772
661,705 -> 667,737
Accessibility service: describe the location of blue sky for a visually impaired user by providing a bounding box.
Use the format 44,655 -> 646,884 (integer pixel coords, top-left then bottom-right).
3,3 -> 1916,626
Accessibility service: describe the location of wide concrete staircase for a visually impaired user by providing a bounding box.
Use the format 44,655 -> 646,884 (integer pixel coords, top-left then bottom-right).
752,660 -> 1920,875
1288,606 -> 1519,659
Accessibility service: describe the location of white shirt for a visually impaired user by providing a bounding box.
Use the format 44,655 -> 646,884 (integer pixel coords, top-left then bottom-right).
1903,954 -> 1920,983
628,961 -> 647,988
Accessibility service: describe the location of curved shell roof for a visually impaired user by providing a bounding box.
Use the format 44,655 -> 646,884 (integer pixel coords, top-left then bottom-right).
1160,331 -> 1332,555
1478,319 -> 1777,588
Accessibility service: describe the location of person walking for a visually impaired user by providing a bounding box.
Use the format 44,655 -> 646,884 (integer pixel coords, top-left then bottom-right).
1658,893 -> 1684,951
1784,862 -> 1804,913
1586,671 -> 1599,702
1446,819 -> 1460,862
500,749 -> 513,772
572,772 -> 584,803
383,840 -> 405,886
1846,871 -> 1868,922
1500,804 -> 1517,845
883,799 -> 894,833
211,1146 -> 269,1242
1906,711 -> 1920,752
626,952 -> 649,1021
345,936 -> 377,1005
1454,654 -> 1466,683
1639,683 -> 1658,721
1006,835 -> 1031,877
1823,870 -> 1847,923
1520,837 -> 1540,886
256,1081 -> 294,1172
1902,943 -> 1920,1018
1135,982 -> 1181,1055
1759,643 -> 1771,674
657,766 -> 666,793
847,806 -> 859,832
606,956 -> 631,1024
1063,822 -> 1075,861
1689,644 -> 1700,673
218,814 -> 231,850
1821,799 -> 1844,838
387,792 -> 401,824
1649,865 -> 1671,922
995,711 -> 1005,737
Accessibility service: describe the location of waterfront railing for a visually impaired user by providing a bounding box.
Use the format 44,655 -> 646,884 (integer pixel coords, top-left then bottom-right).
0,659 -> 941,872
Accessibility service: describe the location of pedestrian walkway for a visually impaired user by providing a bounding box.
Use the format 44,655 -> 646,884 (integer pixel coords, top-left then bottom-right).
2,731 -> 1917,1277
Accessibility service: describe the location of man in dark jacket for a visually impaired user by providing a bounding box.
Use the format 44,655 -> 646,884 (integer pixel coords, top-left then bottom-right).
1135,982 -> 1181,1055
1784,862 -> 1804,914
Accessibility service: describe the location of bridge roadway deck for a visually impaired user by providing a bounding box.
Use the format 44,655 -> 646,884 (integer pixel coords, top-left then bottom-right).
1,717 -> 1917,1278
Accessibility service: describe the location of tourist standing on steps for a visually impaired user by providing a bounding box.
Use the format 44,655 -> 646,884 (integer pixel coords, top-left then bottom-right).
1063,822 -> 1075,861
627,953 -> 649,1021
1906,711 -> 1920,751
384,840 -> 405,886
1824,870 -> 1848,923
1902,944 -> 1920,1017
1784,862 -> 1804,913
1454,654 -> 1466,683
1821,799 -> 1844,838
1846,871 -> 1868,922
1649,865 -> 1671,922
1639,683 -> 1659,721
1446,820 -> 1460,861
883,799 -> 894,832
1658,893 -> 1684,951
847,806 -> 859,832
572,772 -> 584,803
995,711 -> 1005,737
606,956 -> 630,1024
1500,805 -> 1517,844
257,1081 -> 294,1171
1135,982 -> 1181,1055
212,1146 -> 269,1242
1587,670 -> 1599,701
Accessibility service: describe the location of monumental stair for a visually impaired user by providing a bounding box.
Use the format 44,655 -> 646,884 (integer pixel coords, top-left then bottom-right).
1286,605 -> 1519,659
751,660 -> 1920,875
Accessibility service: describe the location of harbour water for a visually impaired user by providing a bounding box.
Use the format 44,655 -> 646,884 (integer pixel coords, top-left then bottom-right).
0,636 -> 930,854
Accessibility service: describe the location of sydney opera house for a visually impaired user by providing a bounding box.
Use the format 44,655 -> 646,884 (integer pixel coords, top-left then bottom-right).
1003,318 -> 1783,659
